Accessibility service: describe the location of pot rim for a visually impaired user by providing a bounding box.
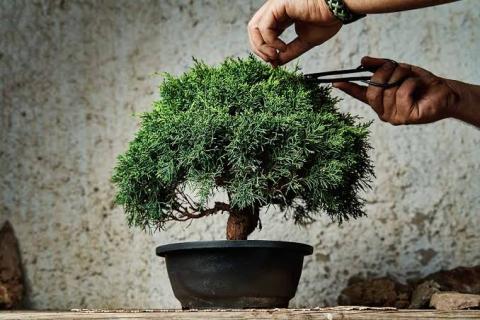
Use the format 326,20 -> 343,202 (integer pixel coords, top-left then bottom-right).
156,240 -> 313,257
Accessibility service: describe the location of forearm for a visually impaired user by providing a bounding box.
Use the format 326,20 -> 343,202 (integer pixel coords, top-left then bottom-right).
447,79 -> 480,128
343,0 -> 459,14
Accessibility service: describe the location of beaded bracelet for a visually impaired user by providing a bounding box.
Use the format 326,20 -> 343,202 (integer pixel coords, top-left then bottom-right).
324,0 -> 366,24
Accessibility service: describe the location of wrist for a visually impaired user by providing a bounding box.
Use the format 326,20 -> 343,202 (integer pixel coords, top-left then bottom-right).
444,79 -> 462,119
445,79 -> 480,127
318,0 -> 344,25
342,0 -> 367,15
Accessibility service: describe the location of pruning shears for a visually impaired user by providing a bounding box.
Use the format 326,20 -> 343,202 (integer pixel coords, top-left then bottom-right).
304,62 -> 403,89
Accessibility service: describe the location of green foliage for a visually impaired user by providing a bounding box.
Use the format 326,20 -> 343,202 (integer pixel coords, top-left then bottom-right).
112,56 -> 374,231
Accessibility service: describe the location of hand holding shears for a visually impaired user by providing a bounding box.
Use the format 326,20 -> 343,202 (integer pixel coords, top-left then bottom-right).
305,57 -> 461,126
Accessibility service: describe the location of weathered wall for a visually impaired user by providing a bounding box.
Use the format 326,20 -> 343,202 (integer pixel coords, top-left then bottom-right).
1,0 -> 479,309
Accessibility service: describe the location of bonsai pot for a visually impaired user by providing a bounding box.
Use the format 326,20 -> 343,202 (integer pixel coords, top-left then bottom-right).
156,240 -> 313,309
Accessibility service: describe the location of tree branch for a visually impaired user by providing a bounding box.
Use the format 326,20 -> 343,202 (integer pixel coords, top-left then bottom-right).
173,201 -> 231,220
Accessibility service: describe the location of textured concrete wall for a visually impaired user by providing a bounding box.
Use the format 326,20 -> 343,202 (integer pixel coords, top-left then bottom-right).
1,0 -> 479,310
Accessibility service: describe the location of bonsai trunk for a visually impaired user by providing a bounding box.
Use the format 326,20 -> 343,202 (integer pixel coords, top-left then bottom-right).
226,206 -> 259,240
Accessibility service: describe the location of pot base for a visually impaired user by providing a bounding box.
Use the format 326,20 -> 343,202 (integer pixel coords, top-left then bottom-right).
156,240 -> 313,309
181,296 -> 288,310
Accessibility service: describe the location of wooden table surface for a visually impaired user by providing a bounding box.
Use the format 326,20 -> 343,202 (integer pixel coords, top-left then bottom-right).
1,308 -> 480,320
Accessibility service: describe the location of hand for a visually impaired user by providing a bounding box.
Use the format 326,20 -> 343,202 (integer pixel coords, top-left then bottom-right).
248,0 -> 342,66
334,57 -> 460,125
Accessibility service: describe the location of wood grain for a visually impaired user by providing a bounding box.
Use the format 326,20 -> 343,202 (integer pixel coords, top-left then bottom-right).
1,308 -> 480,320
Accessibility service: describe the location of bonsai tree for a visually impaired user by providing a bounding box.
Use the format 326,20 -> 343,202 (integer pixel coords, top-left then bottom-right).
112,56 -> 374,240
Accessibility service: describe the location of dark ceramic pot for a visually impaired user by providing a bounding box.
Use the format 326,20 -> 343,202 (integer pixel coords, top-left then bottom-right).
156,240 -> 313,309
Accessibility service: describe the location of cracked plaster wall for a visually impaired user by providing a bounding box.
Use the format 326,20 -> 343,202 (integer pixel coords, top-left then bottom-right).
1,0 -> 479,309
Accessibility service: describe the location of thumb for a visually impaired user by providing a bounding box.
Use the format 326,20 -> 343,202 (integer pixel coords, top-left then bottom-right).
333,82 -> 368,104
278,37 -> 311,65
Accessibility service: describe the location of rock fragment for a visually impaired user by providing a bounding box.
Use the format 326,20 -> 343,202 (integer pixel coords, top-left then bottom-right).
430,292 -> 480,311
0,221 -> 24,309
409,280 -> 441,309
423,266 -> 480,294
338,277 -> 411,308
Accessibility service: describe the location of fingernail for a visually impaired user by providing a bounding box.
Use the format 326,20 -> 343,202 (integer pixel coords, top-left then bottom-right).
384,61 -> 396,70
361,56 -> 371,62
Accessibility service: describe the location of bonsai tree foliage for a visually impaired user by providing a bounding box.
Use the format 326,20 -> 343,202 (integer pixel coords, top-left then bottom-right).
112,56 -> 374,240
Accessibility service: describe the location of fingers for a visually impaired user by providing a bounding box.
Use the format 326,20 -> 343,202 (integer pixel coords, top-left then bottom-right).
249,27 -> 279,62
365,59 -> 397,117
248,1 -> 290,64
395,77 -> 422,123
361,56 -> 392,71
270,38 -> 288,53
382,64 -> 412,121
334,56 -> 442,126
248,27 -> 269,62
256,7 -> 288,52
362,56 -> 434,81
334,56 -> 421,126
248,0 -> 343,65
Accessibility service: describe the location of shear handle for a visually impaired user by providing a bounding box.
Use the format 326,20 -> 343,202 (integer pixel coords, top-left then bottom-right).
305,62 -> 402,88
304,65 -> 367,79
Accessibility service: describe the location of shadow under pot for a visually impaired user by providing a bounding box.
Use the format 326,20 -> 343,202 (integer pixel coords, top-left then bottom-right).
156,240 -> 313,309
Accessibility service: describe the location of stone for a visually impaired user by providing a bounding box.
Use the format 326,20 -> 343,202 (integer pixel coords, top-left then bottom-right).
0,221 -> 23,309
408,265 -> 480,309
430,292 -> 480,311
409,280 -> 441,309
422,266 -> 480,294
338,277 -> 411,308
339,266 -> 480,310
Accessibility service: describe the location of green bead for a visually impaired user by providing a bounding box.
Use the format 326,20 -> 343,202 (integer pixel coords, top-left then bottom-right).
325,0 -> 366,24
